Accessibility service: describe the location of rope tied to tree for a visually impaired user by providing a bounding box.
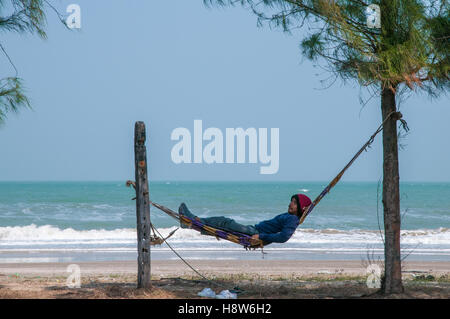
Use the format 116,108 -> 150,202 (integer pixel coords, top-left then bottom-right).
299,110 -> 404,224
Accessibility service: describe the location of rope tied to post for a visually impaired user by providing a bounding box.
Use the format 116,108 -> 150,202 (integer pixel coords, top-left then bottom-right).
126,180 -> 179,245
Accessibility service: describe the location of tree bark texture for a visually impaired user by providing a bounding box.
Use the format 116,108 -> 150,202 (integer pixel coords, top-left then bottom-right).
134,121 -> 151,289
381,88 -> 404,294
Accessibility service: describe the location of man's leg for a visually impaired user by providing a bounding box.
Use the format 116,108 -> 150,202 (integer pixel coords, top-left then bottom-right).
201,216 -> 258,235
178,203 -> 258,235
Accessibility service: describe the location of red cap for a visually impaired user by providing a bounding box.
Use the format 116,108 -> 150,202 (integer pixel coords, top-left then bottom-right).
291,193 -> 312,216
297,194 -> 312,211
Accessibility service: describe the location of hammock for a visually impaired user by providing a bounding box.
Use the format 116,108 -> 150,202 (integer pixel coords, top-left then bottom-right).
149,201 -> 261,248
143,112 -> 402,249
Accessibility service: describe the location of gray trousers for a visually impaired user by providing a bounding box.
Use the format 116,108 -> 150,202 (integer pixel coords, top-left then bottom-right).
179,203 -> 258,236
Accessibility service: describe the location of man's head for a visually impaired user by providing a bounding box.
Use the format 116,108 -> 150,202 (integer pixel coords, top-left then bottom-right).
288,194 -> 312,217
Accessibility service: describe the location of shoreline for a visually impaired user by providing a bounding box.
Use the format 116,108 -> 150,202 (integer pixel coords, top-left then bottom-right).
1,259 -> 449,276
1,248 -> 449,264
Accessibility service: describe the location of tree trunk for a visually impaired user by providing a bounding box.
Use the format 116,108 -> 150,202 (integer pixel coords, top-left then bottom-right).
381,88 -> 404,294
134,121 -> 151,289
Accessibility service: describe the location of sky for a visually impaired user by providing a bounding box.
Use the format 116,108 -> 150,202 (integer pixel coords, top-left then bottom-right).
0,0 -> 449,182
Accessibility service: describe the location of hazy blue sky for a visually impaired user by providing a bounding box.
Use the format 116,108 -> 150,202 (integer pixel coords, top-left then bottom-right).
0,0 -> 448,182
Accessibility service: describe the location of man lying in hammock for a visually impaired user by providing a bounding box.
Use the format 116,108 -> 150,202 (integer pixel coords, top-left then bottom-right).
178,193 -> 312,246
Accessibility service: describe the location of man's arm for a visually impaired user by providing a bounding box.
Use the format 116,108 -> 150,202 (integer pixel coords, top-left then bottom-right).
257,225 -> 297,243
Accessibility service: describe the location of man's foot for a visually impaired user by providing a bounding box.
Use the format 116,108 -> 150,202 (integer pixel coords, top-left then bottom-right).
178,203 -> 202,228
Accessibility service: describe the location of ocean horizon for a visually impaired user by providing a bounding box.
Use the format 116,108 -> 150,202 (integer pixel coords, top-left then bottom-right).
1,181 -> 449,263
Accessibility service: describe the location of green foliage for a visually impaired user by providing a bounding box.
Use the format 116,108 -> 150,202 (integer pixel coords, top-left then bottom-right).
0,0 -> 47,122
0,0 -> 47,38
204,0 -> 449,95
0,77 -> 30,123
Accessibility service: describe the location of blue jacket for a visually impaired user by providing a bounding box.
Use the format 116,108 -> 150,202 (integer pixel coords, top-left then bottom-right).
254,213 -> 299,244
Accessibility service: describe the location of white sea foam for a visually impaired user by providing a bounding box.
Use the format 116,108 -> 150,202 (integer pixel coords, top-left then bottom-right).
0,225 -> 449,250
0,224 -> 135,242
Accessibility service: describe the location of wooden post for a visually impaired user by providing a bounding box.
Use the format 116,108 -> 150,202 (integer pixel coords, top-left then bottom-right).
134,121 -> 151,289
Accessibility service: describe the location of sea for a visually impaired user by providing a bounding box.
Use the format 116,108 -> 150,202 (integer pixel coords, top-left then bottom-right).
0,181 -> 449,263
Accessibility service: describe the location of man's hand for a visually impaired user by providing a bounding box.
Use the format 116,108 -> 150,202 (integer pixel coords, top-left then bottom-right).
250,234 -> 261,246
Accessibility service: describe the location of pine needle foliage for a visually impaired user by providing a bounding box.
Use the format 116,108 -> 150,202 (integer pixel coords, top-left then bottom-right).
204,0 -> 449,95
0,0 -> 47,122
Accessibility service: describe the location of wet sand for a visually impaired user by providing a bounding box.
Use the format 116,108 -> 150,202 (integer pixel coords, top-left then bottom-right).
0,259 -> 449,277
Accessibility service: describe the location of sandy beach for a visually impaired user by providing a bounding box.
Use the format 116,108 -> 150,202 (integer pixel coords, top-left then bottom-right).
0,259 -> 448,299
